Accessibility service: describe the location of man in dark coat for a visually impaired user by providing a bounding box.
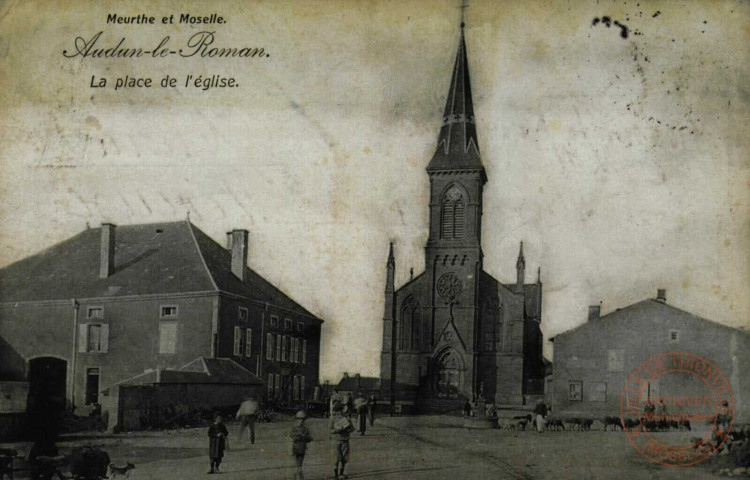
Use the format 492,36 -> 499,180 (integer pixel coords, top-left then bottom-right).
207,414 -> 229,474
367,394 -> 376,427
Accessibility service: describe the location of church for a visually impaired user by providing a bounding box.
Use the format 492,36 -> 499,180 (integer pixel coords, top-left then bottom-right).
379,22 -> 546,411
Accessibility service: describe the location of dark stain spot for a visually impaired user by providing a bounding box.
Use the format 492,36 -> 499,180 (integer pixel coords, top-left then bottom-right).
652,11 -> 661,18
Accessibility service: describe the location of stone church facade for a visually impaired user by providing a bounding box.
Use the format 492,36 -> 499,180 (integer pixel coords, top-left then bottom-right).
380,24 -> 545,409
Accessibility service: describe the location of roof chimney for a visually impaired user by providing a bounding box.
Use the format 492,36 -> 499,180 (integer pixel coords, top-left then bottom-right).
226,232 -> 233,250
656,289 -> 666,303
230,229 -> 248,281
588,305 -> 600,321
99,223 -> 116,278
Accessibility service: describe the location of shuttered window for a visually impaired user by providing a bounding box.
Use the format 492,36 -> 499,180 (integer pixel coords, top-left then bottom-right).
302,339 -> 307,365
245,329 -> 252,357
275,334 -> 281,361
159,322 -> 177,354
79,323 -> 109,353
441,186 -> 465,239
233,326 -> 242,356
266,333 -> 274,359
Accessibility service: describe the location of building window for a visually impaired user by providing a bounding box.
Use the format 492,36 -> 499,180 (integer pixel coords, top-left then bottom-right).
275,334 -> 281,361
159,322 -> 178,354
266,333 -> 274,360
588,382 -> 607,402
239,307 -> 249,322
290,337 -> 297,364
400,296 -> 421,351
87,306 -> 104,319
300,375 -> 305,400
233,326 -> 243,356
669,329 -> 679,344
270,315 -> 279,328
85,367 -> 100,405
441,186 -> 465,239
245,328 -> 252,357
282,336 -> 288,362
293,375 -> 300,401
268,374 -> 274,396
607,349 -> 625,371
284,318 -> 292,331
569,381 -> 583,402
160,305 -> 178,318
297,322 -> 304,333
274,374 -> 281,398
302,340 -> 307,365
79,323 -> 109,353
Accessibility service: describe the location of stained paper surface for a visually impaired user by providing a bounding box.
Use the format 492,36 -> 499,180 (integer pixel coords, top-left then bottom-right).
0,0 -> 747,385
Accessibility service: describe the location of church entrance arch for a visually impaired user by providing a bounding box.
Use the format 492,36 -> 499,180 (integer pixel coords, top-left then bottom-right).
433,348 -> 463,399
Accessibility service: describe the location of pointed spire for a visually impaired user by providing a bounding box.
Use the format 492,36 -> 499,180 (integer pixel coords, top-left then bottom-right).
516,241 -> 525,286
537,267 -> 541,284
427,21 -> 486,181
387,242 -> 395,267
516,241 -> 525,267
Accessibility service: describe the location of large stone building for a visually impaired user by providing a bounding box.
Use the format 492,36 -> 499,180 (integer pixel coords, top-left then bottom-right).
0,221 -> 323,412
550,289 -> 750,421
379,24 -> 545,410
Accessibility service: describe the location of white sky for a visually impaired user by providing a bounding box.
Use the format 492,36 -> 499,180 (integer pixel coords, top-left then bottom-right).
0,0 -> 748,382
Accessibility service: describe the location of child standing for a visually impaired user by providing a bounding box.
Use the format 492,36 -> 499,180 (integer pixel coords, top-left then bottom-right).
289,410 -> 312,480
207,414 -> 229,474
330,402 -> 355,480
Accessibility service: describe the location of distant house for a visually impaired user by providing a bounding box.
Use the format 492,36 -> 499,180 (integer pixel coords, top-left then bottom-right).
550,289 -> 749,421
336,373 -> 381,398
0,221 -> 323,415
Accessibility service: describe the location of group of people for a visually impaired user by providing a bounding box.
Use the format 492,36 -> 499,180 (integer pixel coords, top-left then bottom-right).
206,391 -> 377,479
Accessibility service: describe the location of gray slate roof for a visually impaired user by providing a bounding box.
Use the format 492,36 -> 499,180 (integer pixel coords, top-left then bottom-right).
0,220 -> 317,318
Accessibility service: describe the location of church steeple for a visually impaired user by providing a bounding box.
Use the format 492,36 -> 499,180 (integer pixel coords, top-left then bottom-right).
426,23 -> 486,183
516,241 -> 526,287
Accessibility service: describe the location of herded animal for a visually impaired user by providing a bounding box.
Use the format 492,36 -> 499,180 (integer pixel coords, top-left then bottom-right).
514,414 -> 533,431
581,419 -> 594,431
565,418 -> 583,431
547,418 -> 565,431
603,416 -> 623,431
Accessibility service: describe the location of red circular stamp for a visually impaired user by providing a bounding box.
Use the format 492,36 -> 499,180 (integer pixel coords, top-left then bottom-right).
620,352 -> 735,467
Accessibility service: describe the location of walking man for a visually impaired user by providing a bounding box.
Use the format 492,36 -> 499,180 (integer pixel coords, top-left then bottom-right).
236,397 -> 259,444
533,400 -> 548,433
330,401 -> 354,480
367,394 -> 376,427
290,410 -> 312,480
354,393 -> 368,435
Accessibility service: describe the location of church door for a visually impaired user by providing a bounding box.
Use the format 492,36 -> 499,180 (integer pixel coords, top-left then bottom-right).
434,349 -> 462,398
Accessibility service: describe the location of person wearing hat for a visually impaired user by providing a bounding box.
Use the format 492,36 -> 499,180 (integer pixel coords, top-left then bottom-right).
289,410 -> 312,480
330,401 -> 354,480
207,414 -> 229,474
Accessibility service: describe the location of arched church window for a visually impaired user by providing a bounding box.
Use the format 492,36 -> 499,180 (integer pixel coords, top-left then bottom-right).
441,186 -> 465,239
400,297 -> 421,351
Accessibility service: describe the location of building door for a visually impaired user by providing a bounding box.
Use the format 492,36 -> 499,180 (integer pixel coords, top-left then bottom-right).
434,349 -> 462,399
28,357 -> 67,410
85,368 -> 100,405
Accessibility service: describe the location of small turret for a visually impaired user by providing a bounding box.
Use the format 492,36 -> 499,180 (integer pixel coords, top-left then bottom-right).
516,241 -> 525,287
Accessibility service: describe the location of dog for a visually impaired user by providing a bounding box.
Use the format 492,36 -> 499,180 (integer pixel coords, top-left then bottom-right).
547,418 -> 565,431
107,462 -> 135,478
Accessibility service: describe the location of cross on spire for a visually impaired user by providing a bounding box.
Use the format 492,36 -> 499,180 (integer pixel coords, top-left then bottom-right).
459,0 -> 469,27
